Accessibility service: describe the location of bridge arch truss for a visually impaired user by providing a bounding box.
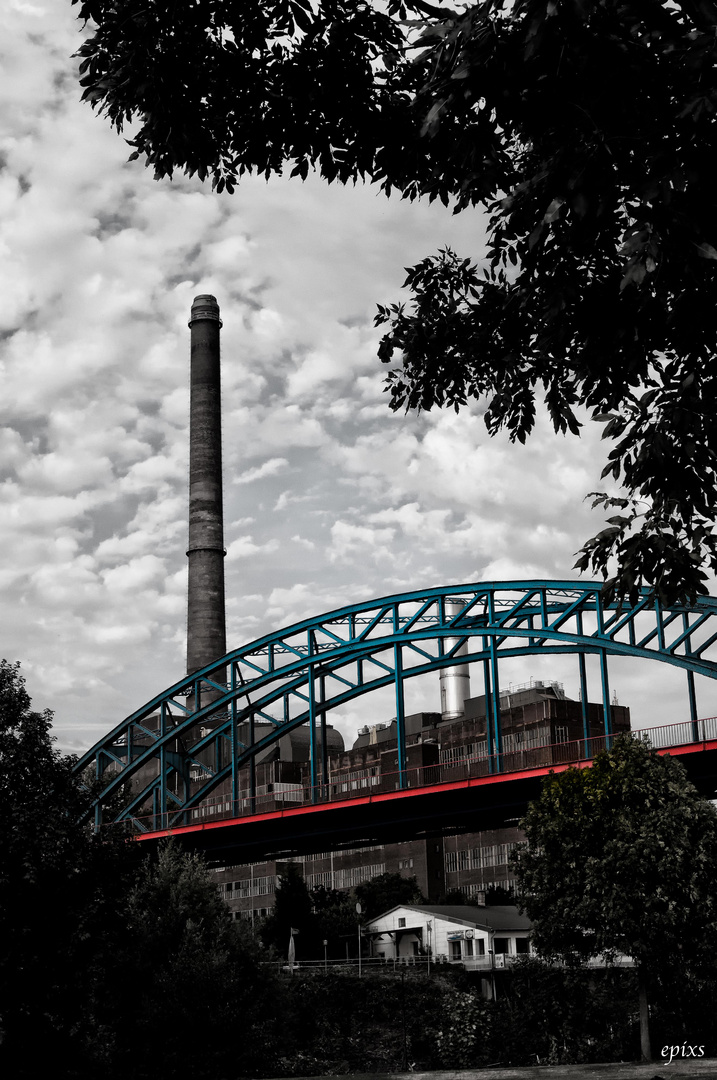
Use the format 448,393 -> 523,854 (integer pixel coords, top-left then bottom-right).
75,580 -> 717,831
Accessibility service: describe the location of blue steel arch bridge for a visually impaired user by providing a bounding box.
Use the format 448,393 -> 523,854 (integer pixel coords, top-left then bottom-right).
75,580 -> 717,864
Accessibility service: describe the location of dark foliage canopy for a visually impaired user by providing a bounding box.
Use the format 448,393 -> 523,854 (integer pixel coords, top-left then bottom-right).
104,841 -> 276,1080
261,860 -> 319,958
72,0 -> 717,603
0,661 -> 278,1079
354,869 -> 425,918
0,660 -> 138,1075
514,735 -> 717,977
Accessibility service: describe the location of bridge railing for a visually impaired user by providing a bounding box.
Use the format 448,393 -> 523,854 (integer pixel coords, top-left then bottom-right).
127,716 -> 717,834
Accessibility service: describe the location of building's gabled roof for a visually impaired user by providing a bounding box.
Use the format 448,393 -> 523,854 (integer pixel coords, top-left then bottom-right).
368,903 -> 532,932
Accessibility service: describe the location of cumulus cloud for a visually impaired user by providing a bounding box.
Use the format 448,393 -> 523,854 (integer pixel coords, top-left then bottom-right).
232,457 -> 289,485
225,535 -> 280,561
0,0 -> 697,754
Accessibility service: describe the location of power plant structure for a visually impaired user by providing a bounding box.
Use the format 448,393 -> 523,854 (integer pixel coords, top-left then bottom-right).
174,297 -> 633,922
75,297 -> 717,948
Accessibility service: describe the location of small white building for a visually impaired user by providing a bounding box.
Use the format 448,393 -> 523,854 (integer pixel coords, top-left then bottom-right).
365,903 -> 533,977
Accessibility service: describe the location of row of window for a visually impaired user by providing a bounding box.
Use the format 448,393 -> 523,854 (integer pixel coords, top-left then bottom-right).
334,863 -> 386,890
305,871 -> 333,890
459,879 -> 517,897
304,863 -> 388,890
448,936 -> 529,958
300,844 -> 384,864
221,875 -> 276,898
332,767 -> 381,793
234,907 -> 272,921
439,743 -> 476,764
445,843 -> 517,873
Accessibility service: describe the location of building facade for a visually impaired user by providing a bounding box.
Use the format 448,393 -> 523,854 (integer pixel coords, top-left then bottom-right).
211,680 -> 630,916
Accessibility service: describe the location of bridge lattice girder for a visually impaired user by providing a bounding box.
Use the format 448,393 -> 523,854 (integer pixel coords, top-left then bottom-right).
74,580 -> 717,830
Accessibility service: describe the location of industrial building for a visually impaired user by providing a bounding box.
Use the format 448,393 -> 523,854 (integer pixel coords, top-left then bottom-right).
176,296 -> 632,928
211,679 -> 630,920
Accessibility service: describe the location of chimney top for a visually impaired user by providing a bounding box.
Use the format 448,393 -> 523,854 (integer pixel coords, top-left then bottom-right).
189,294 -> 222,327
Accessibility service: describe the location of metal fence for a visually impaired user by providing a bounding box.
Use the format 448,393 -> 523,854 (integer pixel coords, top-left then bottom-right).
131,716 -> 717,833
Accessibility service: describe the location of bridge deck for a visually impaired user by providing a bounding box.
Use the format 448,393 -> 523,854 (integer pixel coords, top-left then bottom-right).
131,726 -> 717,864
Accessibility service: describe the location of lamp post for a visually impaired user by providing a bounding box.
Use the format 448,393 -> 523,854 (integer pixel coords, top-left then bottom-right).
323,938 -> 328,972
356,901 -> 362,976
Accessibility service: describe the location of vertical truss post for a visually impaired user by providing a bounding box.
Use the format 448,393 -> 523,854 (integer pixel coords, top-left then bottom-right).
483,655 -> 494,772
487,593 -> 502,771
489,637 -> 502,772
576,610 -> 590,756
94,754 -> 102,832
319,674 -> 328,800
182,748 -> 190,828
249,712 -> 256,809
308,645 -> 318,803
394,642 -> 407,789
231,663 -> 239,812
687,669 -> 699,742
654,597 -> 666,653
600,650 -> 612,747
683,614 -> 699,741
159,701 -> 168,830
595,593 -> 612,747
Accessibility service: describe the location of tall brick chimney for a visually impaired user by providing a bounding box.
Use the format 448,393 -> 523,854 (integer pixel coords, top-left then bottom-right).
186,295 -> 226,701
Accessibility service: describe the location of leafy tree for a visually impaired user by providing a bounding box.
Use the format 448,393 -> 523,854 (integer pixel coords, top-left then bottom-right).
495,957 -> 638,1066
433,986 -> 494,1068
484,883 -> 515,905
73,0 -> 717,604
0,660 -> 139,1076
310,885 -> 357,957
101,841 -> 277,1079
0,662 -> 279,1079
513,734 -> 717,1061
438,887 -> 470,906
355,870 -> 425,919
260,861 -> 319,959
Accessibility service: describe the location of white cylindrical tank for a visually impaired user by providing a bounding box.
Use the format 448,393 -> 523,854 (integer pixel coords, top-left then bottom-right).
440,597 -> 471,720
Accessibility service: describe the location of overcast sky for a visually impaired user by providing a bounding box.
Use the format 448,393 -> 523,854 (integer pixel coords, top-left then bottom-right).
2,0 -> 712,754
